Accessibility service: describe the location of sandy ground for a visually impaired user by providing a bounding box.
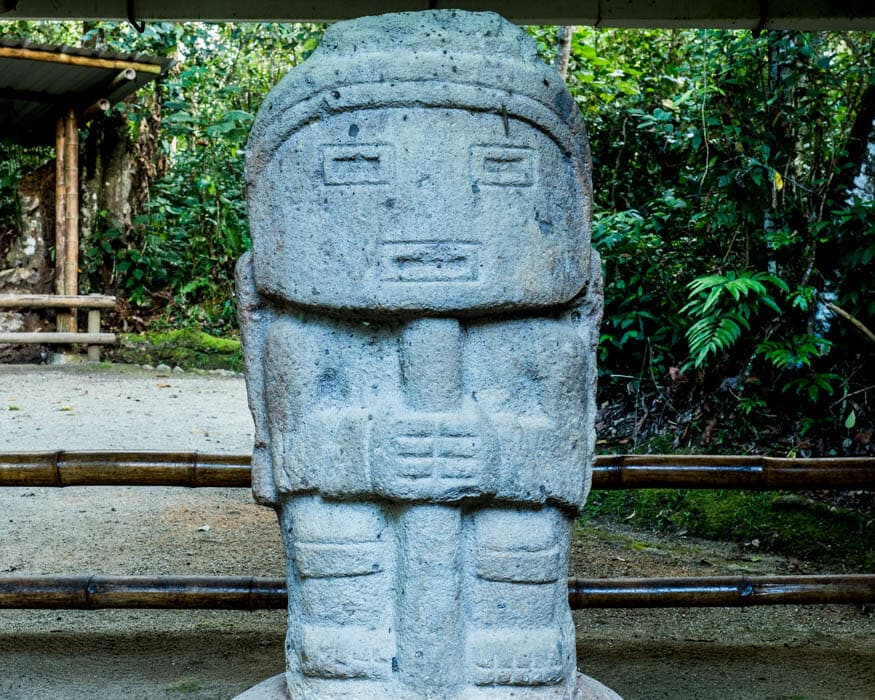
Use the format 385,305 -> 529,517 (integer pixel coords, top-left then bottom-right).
0,364 -> 872,700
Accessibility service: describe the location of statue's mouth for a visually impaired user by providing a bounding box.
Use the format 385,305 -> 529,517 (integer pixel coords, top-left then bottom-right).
379,240 -> 481,283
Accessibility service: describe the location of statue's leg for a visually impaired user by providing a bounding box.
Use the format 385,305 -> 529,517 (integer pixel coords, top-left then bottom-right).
465,506 -> 576,695
396,504 -> 464,694
278,495 -> 396,698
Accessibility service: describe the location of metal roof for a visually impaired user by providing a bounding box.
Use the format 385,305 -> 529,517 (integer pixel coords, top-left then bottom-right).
1,0 -> 875,28
0,39 -> 173,145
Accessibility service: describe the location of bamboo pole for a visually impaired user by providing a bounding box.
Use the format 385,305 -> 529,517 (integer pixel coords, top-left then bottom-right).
79,97 -> 111,124
0,294 -> 116,309
0,574 -> 871,610
54,115 -> 66,300
106,68 -> 138,92
0,47 -> 163,75
63,107 -> 79,334
0,332 -> 115,345
1,452 -> 871,490
0,452 -> 250,487
0,576 -> 285,610
568,575 -> 875,608
594,454 -> 875,490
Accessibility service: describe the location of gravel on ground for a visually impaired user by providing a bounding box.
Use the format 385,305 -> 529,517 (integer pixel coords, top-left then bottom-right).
1,364 -> 872,699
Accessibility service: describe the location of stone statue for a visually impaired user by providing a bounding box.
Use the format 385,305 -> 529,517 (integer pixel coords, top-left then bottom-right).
237,10 -> 610,699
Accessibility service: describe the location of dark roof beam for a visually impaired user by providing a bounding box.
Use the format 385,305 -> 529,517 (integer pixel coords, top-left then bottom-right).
2,0 -> 875,29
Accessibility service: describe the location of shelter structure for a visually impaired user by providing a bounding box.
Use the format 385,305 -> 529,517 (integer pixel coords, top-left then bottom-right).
0,40 -> 172,355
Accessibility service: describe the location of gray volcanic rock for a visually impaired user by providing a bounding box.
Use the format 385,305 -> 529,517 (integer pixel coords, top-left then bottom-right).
237,9 -> 606,699
245,9 -> 593,316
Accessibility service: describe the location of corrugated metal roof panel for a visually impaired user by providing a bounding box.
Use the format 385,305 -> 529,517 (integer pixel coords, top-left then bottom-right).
0,39 -> 174,145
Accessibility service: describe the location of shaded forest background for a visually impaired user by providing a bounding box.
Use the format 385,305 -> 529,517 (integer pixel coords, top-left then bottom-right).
1,21 -> 873,459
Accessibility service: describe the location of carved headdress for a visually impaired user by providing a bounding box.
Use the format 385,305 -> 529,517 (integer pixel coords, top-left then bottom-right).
245,10 -> 591,189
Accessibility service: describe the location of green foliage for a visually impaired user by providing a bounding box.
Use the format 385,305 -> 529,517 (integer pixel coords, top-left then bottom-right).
756,334 -> 831,370
0,147 -> 22,231
2,20 -> 323,332
106,22 -> 323,331
682,271 -> 787,368
593,202 -> 686,377
1,21 -> 872,440
0,142 -> 53,232
527,26 -> 874,429
782,372 -> 842,403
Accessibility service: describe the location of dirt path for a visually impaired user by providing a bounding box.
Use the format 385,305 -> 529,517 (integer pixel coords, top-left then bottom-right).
1,365 -> 872,699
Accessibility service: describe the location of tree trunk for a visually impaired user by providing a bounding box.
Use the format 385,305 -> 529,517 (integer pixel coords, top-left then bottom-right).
0,164 -> 56,361
79,89 -> 166,295
79,112 -> 137,293
556,26 -> 574,80
832,84 -> 875,205
77,19 -> 167,296
814,83 -> 875,279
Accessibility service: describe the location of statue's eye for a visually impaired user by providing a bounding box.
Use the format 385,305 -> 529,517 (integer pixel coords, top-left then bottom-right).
322,144 -> 394,185
470,145 -> 534,187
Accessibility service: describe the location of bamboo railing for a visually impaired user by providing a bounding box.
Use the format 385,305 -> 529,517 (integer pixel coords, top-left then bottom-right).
0,294 -> 117,359
0,294 -> 116,309
1,574 -> 872,610
2,452 -> 870,613
0,452 -> 250,487
566,574 -> 875,608
593,454 -> 875,490
1,451 -> 872,490
0,576 -> 285,611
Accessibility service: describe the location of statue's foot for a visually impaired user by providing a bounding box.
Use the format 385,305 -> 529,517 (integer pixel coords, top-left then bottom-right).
467,628 -> 566,687
297,624 -> 393,679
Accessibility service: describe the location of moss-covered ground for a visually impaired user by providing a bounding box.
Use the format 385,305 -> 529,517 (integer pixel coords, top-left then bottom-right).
582,488 -> 874,570
109,330 -> 242,370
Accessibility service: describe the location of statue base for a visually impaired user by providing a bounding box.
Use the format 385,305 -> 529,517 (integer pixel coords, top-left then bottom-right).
234,672 -> 622,699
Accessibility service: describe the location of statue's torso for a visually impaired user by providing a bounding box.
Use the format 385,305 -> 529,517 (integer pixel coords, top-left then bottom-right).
262,309 -> 591,507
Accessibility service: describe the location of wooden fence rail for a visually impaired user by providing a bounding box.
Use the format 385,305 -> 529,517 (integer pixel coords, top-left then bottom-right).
594,454 -> 875,490
0,293 -> 117,359
1,574 -> 872,610
1,451 -> 872,490
0,451 -> 250,487
0,294 -> 116,309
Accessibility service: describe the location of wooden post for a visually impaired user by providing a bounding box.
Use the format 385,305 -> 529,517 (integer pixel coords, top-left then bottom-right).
87,308 -> 101,361
64,107 -> 79,334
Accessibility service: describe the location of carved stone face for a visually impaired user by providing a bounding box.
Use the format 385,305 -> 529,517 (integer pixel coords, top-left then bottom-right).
248,106 -> 591,314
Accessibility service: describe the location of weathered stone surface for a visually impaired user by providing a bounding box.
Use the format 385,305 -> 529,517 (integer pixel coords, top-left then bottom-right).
237,9 -> 607,698
245,10 -> 592,316
0,164 -> 55,362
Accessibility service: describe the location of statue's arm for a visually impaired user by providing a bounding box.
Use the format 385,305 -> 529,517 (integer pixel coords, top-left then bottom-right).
566,247 -> 604,504
236,251 -> 278,506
